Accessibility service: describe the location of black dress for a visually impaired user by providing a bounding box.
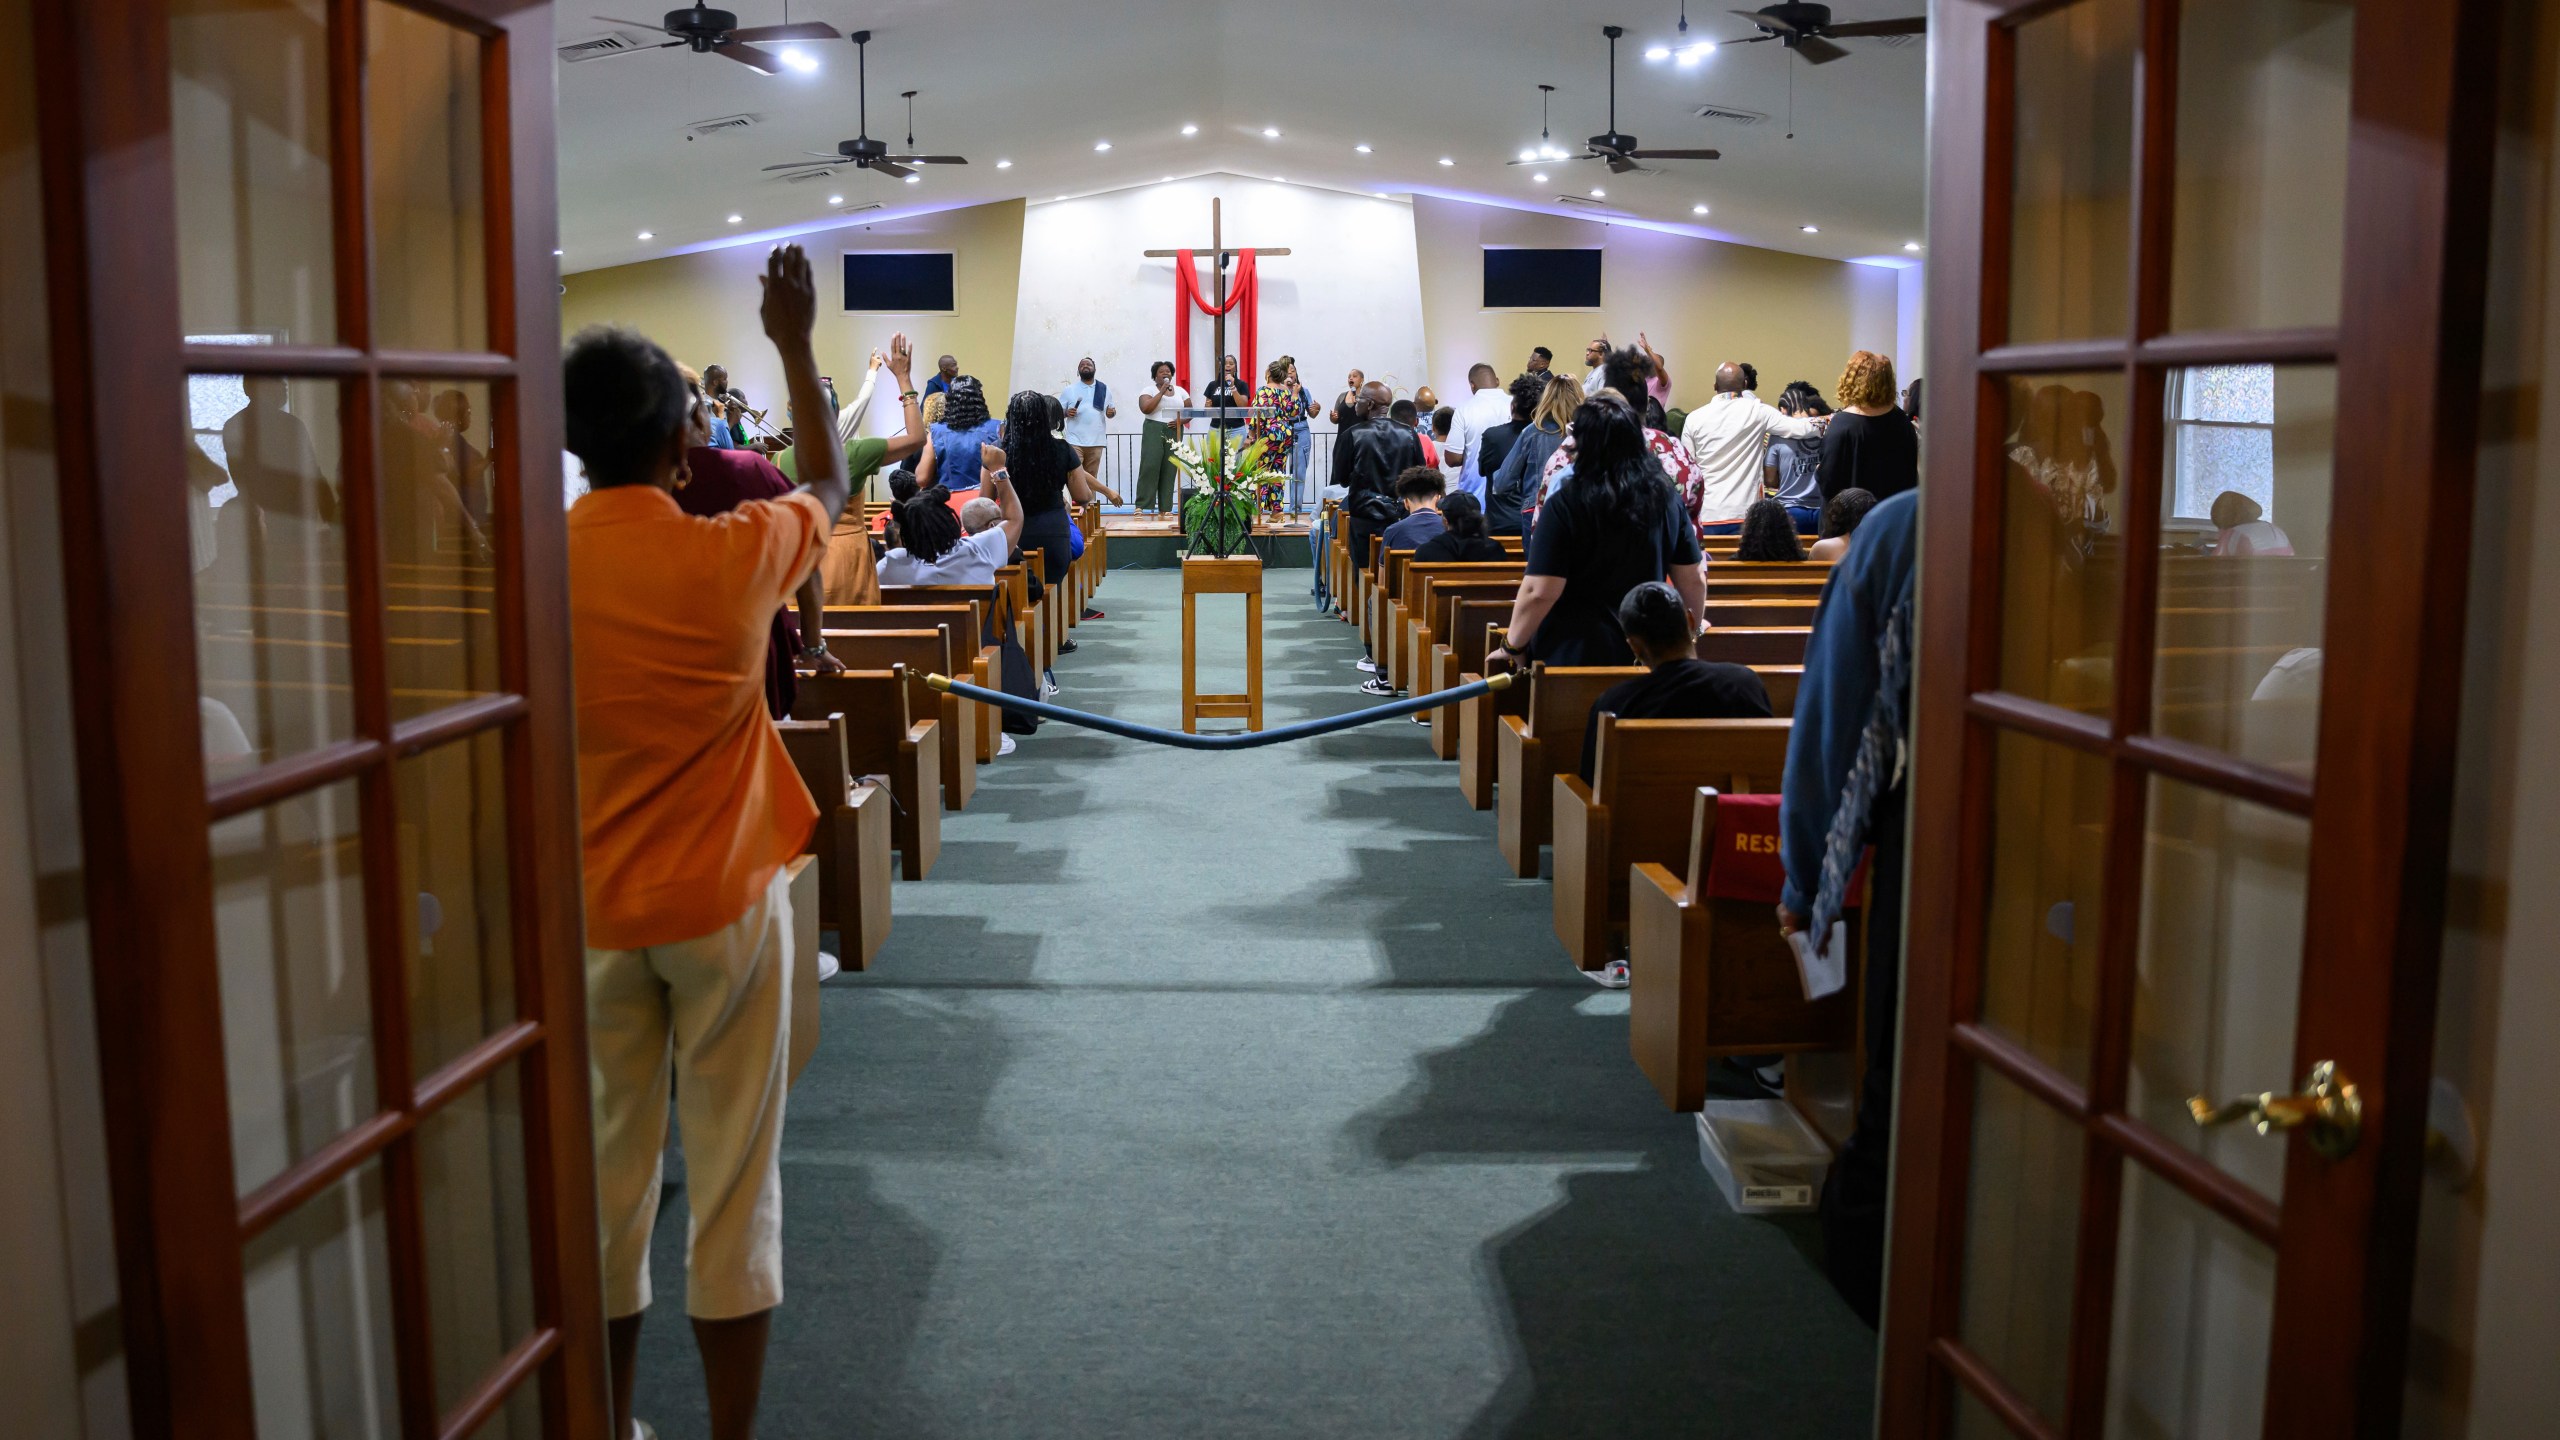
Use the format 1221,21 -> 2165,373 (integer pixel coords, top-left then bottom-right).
1817,407 -> 1920,503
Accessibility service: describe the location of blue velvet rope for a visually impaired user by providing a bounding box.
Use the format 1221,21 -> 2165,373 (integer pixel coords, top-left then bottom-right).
924,672 -> 1512,752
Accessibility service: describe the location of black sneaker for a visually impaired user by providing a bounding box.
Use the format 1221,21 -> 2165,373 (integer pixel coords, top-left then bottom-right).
1083,607 -> 1105,621
1359,678 -> 1399,697
1059,638 -> 1080,655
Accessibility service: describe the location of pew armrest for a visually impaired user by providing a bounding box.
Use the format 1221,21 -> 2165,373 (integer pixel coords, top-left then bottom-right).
1628,861 -> 1707,1110
834,782 -> 894,968
1494,717 -> 1542,877
895,719 -> 942,880
1550,774 -> 1608,968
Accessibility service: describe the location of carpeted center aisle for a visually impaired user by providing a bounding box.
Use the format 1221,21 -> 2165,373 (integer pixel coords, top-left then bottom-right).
636,567 -> 1876,1438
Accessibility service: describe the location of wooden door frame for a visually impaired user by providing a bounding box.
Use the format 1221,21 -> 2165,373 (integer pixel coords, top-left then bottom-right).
1882,0 -> 2503,1435
32,1 -> 607,1435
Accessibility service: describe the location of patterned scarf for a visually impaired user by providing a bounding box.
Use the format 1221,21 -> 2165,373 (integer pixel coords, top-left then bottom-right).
1809,592 -> 1915,944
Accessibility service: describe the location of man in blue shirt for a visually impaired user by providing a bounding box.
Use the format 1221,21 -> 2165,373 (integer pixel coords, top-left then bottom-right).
1380,465 -> 1448,553
923,352 -> 959,400
1776,487 -> 1917,1328
701,364 -> 736,448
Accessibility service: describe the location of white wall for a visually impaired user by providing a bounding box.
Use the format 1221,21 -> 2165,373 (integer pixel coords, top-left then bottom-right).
1009,175 -> 1428,431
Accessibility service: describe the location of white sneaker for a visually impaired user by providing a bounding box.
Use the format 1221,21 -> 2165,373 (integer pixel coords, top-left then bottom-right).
998,733 -> 1018,756
816,951 -> 841,983
1041,671 -> 1061,697
1588,958 -> 1631,989
1355,657 -> 1379,673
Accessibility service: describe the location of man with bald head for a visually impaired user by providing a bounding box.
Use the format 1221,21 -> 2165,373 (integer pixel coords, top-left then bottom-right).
1679,359 -> 1827,535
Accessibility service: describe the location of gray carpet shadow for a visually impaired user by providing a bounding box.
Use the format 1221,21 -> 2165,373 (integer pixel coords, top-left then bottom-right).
1212,837 -> 1562,987
1324,782 -> 1509,837
921,839 -> 1071,883
638,1161 -> 952,1440
952,781 -> 1097,825
861,910 -> 1044,987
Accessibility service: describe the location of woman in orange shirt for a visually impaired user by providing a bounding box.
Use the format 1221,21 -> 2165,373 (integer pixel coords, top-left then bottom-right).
562,244 -> 850,1440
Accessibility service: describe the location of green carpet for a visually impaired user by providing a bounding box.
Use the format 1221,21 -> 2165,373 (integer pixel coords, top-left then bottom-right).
636,568 -> 1877,1437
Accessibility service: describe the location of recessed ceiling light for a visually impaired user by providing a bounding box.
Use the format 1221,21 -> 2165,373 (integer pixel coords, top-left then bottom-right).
1355,143 -> 1372,154
1904,241 -> 1923,252
1801,224 -> 1819,233
1262,127 -> 1280,138
552,247 -> 564,256
1677,42 -> 1716,66
1094,140 -> 1112,152
636,230 -> 652,240
1275,175 -> 1286,183
1437,156 -> 1455,167
1692,203 -> 1709,215
1162,174 -> 1173,182
1181,123 -> 1199,136
779,47 -> 818,73
1590,187 -> 1606,198
828,194 -> 844,204
1532,172 -> 1549,183
1518,148 -> 1537,162
1542,144 -> 1567,160
727,213 -> 743,224
905,174 -> 920,184
1644,44 -> 1671,60
995,159 -> 1012,169
1374,191 -> 1388,198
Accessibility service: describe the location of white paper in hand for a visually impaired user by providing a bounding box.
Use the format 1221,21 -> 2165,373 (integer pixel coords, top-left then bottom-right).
1788,921 -> 1850,1001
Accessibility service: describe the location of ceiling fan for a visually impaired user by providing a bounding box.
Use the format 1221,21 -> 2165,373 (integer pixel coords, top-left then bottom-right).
1728,4 -> 1926,65
586,4 -> 839,75
763,31 -> 968,183
1508,25 -> 1719,175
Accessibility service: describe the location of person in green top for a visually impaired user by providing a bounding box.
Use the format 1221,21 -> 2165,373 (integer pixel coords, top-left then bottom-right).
775,334 -> 927,623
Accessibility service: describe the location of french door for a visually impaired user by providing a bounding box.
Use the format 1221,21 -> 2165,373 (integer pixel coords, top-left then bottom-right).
1883,1 -> 2497,1437
35,1 -> 607,1436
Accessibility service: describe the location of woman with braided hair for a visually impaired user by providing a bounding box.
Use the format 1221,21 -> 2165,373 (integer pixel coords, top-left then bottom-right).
914,374 -> 1002,495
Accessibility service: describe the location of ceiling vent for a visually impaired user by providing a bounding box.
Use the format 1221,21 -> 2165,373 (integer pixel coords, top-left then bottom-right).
780,167 -> 838,184
1868,32 -> 1919,48
559,31 -> 651,64
837,201 -> 886,215
1692,103 -> 1772,127
685,113 -> 765,141
1554,194 -> 1611,209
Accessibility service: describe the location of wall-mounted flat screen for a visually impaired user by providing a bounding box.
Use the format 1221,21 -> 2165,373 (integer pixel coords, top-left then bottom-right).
1481,247 -> 1604,309
842,251 -> 956,313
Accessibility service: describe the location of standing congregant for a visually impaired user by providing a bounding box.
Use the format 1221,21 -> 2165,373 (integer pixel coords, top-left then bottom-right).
1681,362 -> 1828,536
1059,356 -> 1115,490
1134,360 -> 1189,515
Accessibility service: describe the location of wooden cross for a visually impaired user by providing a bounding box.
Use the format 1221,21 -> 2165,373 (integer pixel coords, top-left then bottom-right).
1143,196 -> 1290,408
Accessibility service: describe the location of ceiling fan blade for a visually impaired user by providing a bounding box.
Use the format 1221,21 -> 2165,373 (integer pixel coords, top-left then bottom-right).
884,155 -> 969,166
1629,148 -> 1722,160
1606,154 -> 1639,174
1733,7 -> 1798,32
715,41 -> 785,74
870,160 -> 917,180
1797,36 -> 1851,63
585,39 -> 684,60
762,161 -> 836,172
1824,17 -> 1927,38
591,15 -> 671,29
727,21 -> 840,43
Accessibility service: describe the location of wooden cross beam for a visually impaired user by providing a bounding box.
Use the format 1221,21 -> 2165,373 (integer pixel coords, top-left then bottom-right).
1144,197 -> 1290,397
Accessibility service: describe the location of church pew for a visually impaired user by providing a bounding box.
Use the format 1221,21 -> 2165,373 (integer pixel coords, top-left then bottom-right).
876,582 -> 1017,761
1695,627 -> 1813,668
790,670 -> 942,881
1364,546 -> 1413,668
1629,787 -> 1862,1110
827,602 -> 1002,764
818,628 -> 975,812
1706,560 -> 1833,583
1413,582 -> 1525,757
1495,665 -> 1644,877
1758,666 -> 1804,719
1393,562 -> 1521,693
1454,613 -> 1523,804
1554,716 -> 1795,970
775,714 -> 894,970
1700,598 -> 1822,631
1706,573 -> 1831,600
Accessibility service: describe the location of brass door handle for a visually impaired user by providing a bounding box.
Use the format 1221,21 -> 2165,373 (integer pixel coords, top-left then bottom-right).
2187,1059 -> 2363,1160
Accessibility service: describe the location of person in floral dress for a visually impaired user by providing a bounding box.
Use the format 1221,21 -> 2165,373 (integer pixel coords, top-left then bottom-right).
1246,357 -> 1298,519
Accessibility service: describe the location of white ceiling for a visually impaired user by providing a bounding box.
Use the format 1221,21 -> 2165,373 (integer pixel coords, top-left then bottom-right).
555,1 -> 1928,274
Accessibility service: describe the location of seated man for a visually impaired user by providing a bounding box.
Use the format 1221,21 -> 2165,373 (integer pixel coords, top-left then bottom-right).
1578,580 -> 1774,786
1412,491 -> 1507,563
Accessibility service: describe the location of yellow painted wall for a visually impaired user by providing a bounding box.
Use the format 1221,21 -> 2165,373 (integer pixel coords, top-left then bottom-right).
1409,194 -> 1902,413
560,199 -> 1026,426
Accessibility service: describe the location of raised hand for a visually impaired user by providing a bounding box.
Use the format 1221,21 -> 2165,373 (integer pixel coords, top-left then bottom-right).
758,244 -> 818,351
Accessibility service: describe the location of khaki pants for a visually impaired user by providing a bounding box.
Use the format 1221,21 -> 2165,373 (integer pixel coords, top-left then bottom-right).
1074,444 -> 1105,487
588,866 -> 794,1320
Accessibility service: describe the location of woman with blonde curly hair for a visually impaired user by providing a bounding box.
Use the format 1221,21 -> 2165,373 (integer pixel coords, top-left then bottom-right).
1818,349 -> 1919,503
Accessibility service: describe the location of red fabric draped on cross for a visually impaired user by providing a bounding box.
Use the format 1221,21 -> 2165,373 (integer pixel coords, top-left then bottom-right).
1172,247 -> 1258,397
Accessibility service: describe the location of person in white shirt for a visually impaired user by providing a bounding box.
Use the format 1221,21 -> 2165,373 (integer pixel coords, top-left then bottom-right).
1057,356 -> 1116,493
1581,335 -> 1610,395
879,468 -> 1024,586
1133,360 -> 1189,514
1679,361 -> 1827,533
1443,362 -> 1515,501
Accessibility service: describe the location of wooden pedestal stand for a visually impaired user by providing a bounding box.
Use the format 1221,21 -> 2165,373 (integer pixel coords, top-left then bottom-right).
1181,555 -> 1264,733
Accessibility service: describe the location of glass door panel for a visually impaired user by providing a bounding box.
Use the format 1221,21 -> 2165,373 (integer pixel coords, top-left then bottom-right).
243,1160 -> 402,1439
1957,1063 -> 2087,1427
417,1065 -> 539,1424
1997,371 -> 2129,712
2102,1163 -> 2277,1438
379,377 -> 503,722
365,1 -> 488,354
2167,0 -> 2354,334
397,730 -> 516,1079
170,0 -> 337,345
1978,729 -> 2110,1085
2006,0 -> 2139,344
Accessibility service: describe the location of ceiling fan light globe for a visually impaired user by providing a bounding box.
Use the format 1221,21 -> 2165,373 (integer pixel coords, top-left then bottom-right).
1644,44 -> 1671,60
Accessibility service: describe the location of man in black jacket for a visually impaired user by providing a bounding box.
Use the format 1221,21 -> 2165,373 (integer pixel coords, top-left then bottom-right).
1340,381 -> 1423,580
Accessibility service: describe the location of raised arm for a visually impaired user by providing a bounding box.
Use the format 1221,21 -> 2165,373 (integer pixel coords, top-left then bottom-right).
877,335 -> 925,464
765,245 -> 849,526
982,457 -> 1027,548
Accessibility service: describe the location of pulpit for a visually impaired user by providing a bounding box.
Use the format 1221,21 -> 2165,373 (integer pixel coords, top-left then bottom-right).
1180,555 -> 1264,733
